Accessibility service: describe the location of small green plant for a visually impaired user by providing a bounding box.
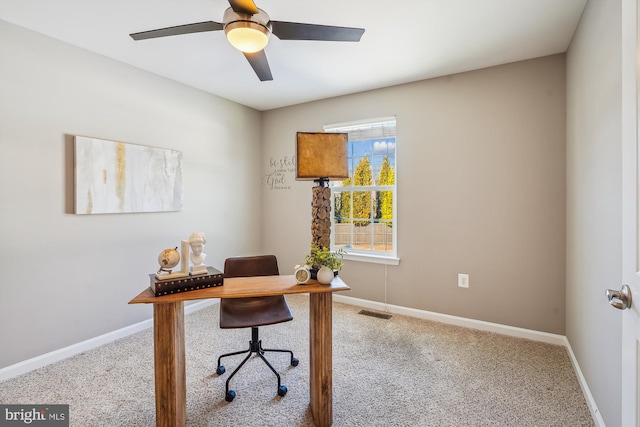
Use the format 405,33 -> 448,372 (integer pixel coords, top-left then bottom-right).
305,244 -> 346,271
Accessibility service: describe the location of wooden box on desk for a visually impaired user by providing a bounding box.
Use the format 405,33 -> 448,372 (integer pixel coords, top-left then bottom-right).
149,266 -> 224,296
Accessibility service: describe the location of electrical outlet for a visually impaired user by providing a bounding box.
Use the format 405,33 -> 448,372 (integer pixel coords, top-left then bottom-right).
458,273 -> 469,288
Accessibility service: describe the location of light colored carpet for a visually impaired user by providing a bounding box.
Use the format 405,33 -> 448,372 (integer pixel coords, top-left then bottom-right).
0,294 -> 594,426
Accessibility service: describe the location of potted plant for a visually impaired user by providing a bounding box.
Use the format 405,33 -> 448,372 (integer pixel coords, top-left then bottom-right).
304,245 -> 345,284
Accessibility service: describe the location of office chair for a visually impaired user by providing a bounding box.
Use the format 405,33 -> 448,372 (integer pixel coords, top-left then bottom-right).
216,255 -> 299,402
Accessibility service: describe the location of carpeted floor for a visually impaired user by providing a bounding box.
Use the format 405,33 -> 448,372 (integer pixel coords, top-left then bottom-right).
0,294 -> 594,426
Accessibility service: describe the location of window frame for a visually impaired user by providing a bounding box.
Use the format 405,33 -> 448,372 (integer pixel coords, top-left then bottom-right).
324,117 -> 399,265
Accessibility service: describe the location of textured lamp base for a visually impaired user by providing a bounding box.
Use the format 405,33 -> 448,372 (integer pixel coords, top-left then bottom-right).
311,185 -> 332,248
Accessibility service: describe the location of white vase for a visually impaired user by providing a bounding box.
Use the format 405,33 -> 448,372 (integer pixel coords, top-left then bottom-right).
316,266 -> 334,285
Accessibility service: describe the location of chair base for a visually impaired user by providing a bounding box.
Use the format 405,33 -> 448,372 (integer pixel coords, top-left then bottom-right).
216,326 -> 299,402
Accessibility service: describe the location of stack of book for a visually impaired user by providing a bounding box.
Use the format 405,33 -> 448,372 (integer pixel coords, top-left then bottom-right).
149,266 -> 223,296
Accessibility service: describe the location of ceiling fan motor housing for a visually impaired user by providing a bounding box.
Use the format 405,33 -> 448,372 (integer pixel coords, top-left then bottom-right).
223,7 -> 272,36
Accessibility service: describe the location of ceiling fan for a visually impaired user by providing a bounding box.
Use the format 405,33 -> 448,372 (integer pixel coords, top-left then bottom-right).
129,0 -> 365,82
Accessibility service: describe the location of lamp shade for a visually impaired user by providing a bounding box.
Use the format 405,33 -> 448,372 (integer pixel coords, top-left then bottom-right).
296,132 -> 348,181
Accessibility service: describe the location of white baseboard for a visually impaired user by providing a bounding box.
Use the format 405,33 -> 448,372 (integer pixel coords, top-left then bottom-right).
333,294 -> 565,344
0,299 -> 217,382
562,336 -> 606,427
333,294 -> 604,426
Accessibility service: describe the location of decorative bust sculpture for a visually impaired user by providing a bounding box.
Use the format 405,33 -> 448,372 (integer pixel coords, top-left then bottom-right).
188,231 -> 208,274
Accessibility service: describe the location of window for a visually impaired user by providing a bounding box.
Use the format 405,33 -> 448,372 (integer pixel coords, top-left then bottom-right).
324,117 -> 398,264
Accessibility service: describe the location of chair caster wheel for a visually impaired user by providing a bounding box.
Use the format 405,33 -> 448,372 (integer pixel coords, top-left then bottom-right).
216,366 -> 225,375
291,357 -> 299,367
225,390 -> 236,402
278,385 -> 288,397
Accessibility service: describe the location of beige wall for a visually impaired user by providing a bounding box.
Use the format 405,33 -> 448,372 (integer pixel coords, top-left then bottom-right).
0,18 -> 569,371
566,0 -> 623,425
0,21 -> 263,368
262,55 -> 567,334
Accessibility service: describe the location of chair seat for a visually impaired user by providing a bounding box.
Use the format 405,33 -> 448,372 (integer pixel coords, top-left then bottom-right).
220,295 -> 293,329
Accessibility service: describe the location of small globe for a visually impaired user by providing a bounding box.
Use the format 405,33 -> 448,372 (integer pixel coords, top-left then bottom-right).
158,247 -> 180,271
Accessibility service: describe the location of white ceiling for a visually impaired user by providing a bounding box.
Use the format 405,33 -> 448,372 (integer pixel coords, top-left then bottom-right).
0,0 -> 586,111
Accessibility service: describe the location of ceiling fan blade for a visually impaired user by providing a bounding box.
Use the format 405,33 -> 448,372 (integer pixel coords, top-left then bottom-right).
243,50 -> 273,81
270,21 -> 365,42
130,21 -> 223,41
228,0 -> 259,15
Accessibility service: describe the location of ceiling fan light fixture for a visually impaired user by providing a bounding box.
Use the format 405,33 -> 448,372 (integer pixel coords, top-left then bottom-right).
225,21 -> 270,53
131,3 -> 364,82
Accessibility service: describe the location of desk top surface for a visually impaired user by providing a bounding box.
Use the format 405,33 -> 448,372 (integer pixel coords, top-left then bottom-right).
129,274 -> 350,305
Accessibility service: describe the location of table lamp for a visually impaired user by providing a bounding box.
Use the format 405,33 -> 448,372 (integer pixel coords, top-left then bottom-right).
296,132 -> 348,249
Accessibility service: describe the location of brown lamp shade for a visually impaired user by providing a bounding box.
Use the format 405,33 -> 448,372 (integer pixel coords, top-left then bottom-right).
295,132 -> 349,180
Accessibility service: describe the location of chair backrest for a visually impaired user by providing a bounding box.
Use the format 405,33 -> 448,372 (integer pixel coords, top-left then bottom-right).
224,255 -> 279,278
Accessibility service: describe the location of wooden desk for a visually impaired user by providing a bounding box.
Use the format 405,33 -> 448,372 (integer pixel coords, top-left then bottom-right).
129,275 -> 350,427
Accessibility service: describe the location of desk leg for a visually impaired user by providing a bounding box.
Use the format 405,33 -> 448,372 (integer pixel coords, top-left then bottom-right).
153,302 -> 186,427
309,292 -> 333,427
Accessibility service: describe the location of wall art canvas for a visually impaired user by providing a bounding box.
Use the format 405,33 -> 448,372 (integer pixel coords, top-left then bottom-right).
74,136 -> 183,214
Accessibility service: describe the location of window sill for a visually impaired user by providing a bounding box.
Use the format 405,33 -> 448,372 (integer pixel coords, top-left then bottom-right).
343,252 -> 400,266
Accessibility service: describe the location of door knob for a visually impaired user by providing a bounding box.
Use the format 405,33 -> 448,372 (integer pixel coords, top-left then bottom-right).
606,284 -> 632,310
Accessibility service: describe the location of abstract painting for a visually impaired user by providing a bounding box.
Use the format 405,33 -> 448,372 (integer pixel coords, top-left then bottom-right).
74,136 -> 183,214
